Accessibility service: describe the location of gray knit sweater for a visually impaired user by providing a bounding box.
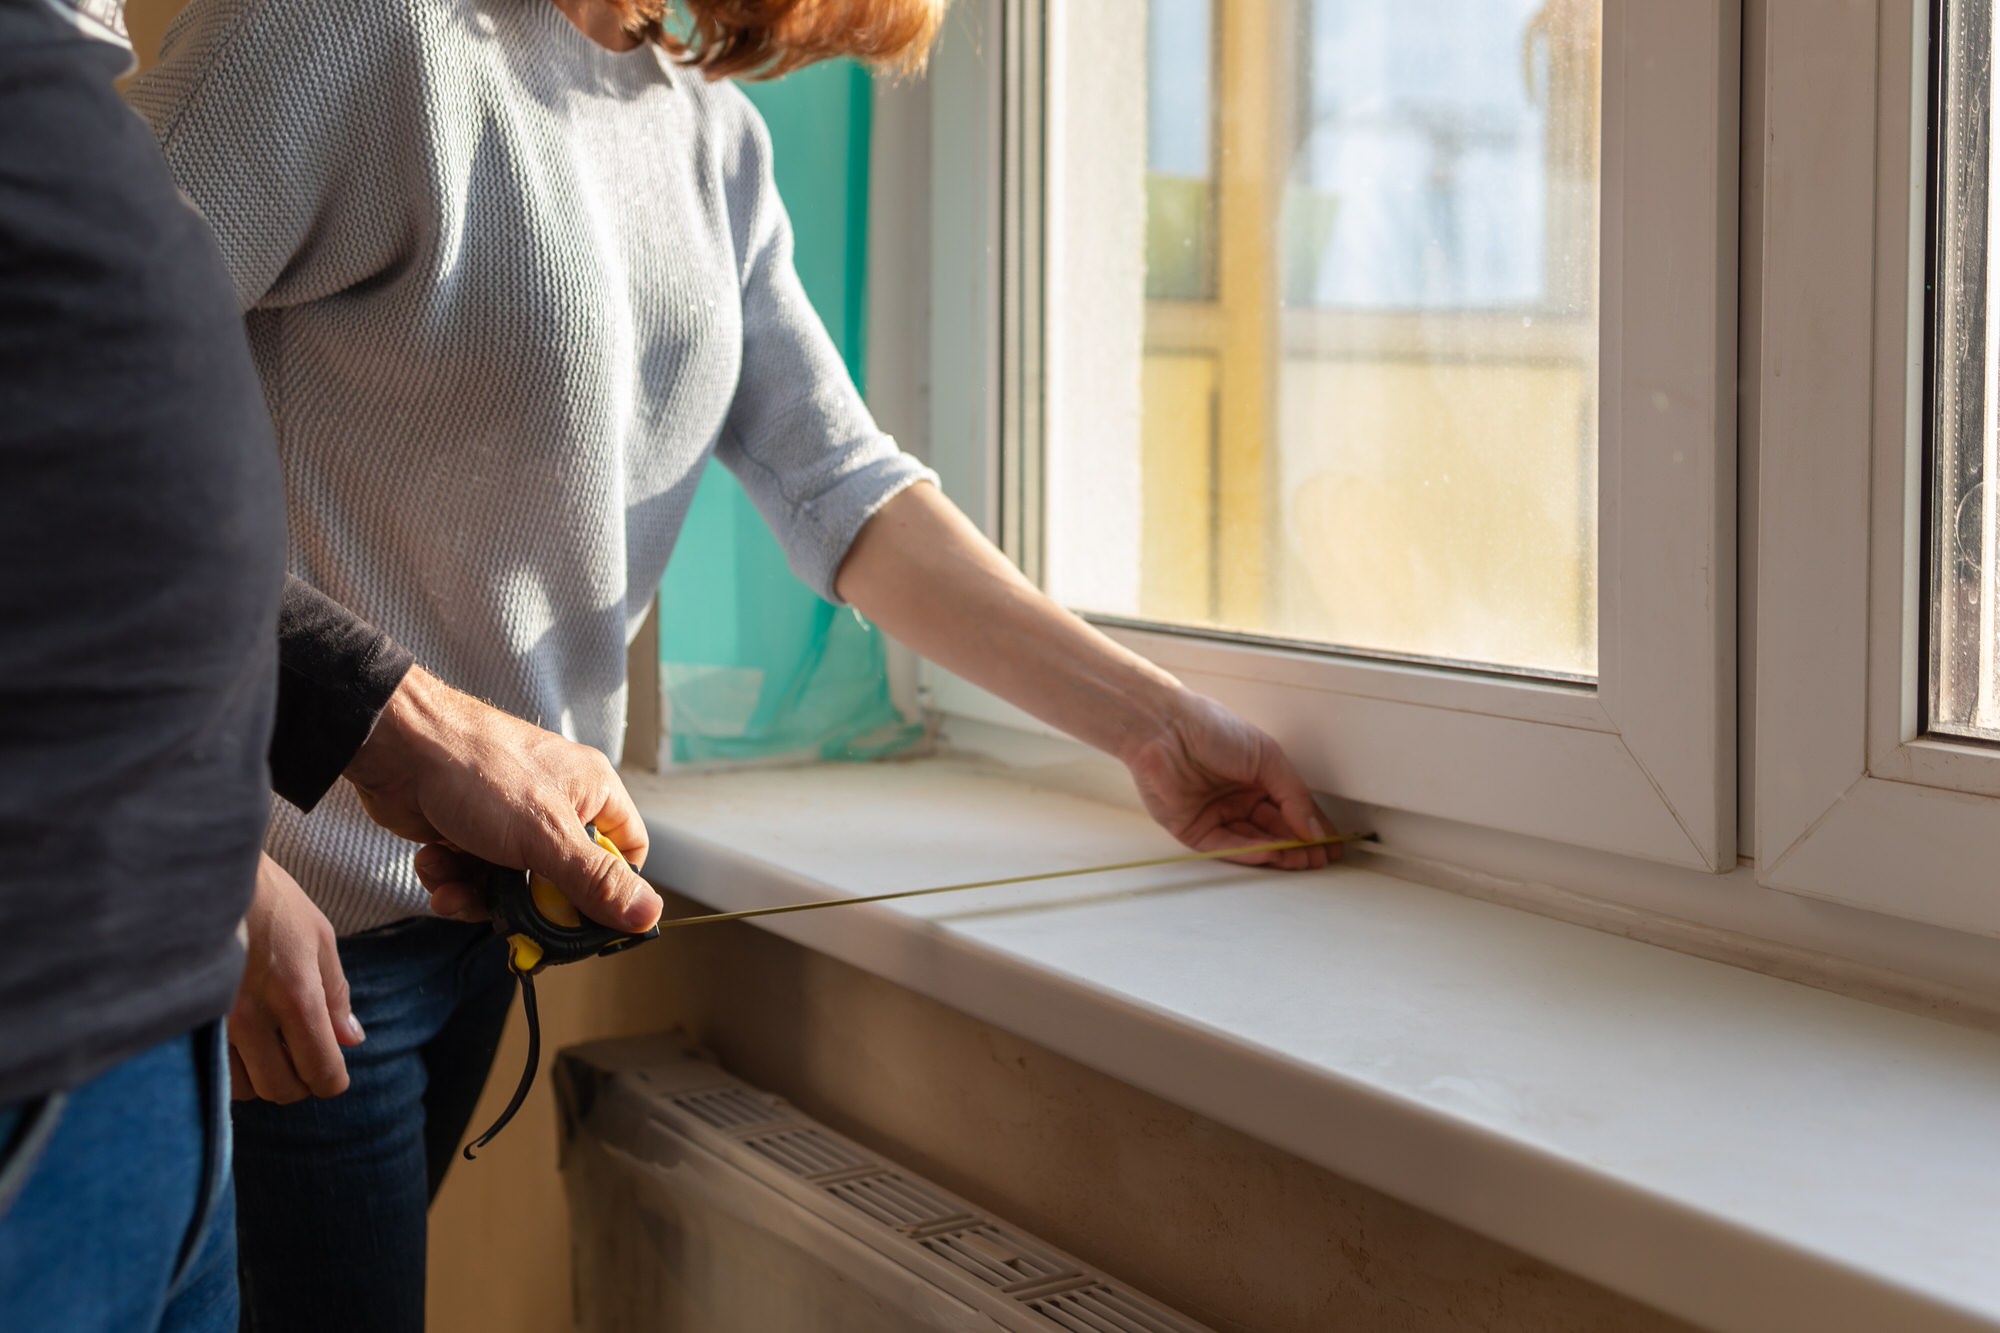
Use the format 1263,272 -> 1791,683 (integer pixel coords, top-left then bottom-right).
129,0 -> 935,933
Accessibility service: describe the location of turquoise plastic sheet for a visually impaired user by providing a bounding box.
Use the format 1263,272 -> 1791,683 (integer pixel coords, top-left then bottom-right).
656,60 -> 920,765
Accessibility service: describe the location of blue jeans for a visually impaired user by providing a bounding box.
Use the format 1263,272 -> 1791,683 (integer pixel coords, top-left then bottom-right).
233,916 -> 514,1333
0,1024 -> 238,1333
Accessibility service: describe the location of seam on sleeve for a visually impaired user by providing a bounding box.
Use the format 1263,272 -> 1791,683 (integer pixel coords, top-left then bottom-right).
717,420 -> 803,512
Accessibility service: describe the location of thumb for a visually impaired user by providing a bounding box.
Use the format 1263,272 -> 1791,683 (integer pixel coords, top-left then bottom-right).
532,819 -> 663,932
1256,743 -> 1331,841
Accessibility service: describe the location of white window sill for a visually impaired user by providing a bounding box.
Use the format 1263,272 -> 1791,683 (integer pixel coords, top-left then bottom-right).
624,756 -> 2000,1333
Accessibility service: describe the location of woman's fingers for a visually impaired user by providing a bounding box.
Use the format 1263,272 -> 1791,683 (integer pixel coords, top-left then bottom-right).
1245,801 -> 1327,870
1255,742 -> 1332,844
1128,691 -> 1336,873
1193,822 -> 1296,866
1182,793 -> 1336,871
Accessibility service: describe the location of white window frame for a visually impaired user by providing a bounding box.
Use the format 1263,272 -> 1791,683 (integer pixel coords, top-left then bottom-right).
920,0 -> 1743,873
1756,0 -> 2000,937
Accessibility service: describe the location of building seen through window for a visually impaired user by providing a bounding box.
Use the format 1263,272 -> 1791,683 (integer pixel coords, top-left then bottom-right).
1052,0 -> 1601,679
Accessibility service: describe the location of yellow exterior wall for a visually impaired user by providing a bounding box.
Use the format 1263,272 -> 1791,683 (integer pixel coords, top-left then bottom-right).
1208,0 -> 1279,625
123,0 -> 175,63
1268,358 -> 1594,674
1140,353 -> 1221,624
1132,2 -> 1601,678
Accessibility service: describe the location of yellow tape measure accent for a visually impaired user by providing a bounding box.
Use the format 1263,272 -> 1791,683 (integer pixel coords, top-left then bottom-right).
658,832 -> 1371,931
508,934 -> 545,974
511,826 -> 629,972
529,877 -> 580,928
526,825 -> 625,928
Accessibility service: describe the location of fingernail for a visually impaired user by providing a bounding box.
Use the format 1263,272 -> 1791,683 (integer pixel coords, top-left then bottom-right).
341,1014 -> 366,1044
627,890 -> 662,931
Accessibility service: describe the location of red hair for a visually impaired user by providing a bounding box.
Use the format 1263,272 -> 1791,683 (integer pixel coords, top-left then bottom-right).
605,0 -> 947,80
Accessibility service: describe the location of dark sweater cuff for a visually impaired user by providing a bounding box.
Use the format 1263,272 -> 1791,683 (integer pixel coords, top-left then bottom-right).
271,576 -> 415,812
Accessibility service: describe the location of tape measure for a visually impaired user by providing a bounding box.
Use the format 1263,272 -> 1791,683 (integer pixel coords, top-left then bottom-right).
461,826 -> 1369,1159
488,824 -> 660,976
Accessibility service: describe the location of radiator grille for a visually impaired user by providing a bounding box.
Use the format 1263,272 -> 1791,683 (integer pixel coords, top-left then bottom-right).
923,1225 -> 1074,1291
744,1128 -> 874,1179
1029,1285 -> 1198,1333
624,1048 -> 1214,1333
828,1173 -> 967,1229
671,1086 -> 784,1131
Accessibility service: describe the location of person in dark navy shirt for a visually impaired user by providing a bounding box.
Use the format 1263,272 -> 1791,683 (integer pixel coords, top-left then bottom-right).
0,3 -> 664,1327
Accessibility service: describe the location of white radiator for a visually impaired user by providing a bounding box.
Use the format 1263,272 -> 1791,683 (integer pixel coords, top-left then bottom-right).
556,1036 -> 1215,1333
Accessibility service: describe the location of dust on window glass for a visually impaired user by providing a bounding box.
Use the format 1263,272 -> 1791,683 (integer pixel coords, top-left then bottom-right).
1044,0 -> 1601,679
1929,0 -> 2000,741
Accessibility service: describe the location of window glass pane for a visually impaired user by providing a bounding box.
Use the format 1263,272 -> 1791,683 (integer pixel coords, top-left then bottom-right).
1930,0 -> 2000,740
1146,0 -> 1217,300
1044,0 -> 1601,679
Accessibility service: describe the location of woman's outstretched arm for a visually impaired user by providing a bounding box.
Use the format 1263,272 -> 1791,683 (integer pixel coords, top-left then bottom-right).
835,483 -> 1336,870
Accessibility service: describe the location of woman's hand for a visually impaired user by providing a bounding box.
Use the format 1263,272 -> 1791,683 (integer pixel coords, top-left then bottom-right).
228,855 -> 365,1104
835,485 -> 1335,868
1122,691 -> 1335,871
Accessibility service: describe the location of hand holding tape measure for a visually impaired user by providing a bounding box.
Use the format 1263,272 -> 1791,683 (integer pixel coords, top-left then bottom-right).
461,822 -> 1371,1158
486,824 -> 661,976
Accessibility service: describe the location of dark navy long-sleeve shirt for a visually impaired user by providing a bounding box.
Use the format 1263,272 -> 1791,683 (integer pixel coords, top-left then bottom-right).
0,0 -> 408,1105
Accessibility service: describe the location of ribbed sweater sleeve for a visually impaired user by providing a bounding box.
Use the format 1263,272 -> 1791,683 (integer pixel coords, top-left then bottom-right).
710,99 -> 935,602
271,576 -> 414,812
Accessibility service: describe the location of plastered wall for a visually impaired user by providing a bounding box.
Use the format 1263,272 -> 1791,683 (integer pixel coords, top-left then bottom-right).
429,890 -> 1695,1333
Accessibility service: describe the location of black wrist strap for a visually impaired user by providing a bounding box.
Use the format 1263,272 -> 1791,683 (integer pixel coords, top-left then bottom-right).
462,970 -> 539,1161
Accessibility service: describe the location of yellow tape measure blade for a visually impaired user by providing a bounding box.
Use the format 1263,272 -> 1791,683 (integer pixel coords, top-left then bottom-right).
658,832 -> 1372,931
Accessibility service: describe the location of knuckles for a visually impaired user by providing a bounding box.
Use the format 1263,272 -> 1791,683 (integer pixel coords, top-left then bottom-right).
273,985 -> 320,1026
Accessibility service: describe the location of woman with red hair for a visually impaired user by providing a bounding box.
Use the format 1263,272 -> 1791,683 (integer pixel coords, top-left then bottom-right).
130,1 -> 1330,1326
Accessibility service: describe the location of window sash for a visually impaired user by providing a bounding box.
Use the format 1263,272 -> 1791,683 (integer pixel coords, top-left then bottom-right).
924,0 -> 1741,872
1754,0 -> 2000,936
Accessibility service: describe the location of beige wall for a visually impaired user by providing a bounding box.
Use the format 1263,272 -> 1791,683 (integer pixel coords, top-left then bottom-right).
429,890 -> 1694,1333
124,0 -> 177,65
